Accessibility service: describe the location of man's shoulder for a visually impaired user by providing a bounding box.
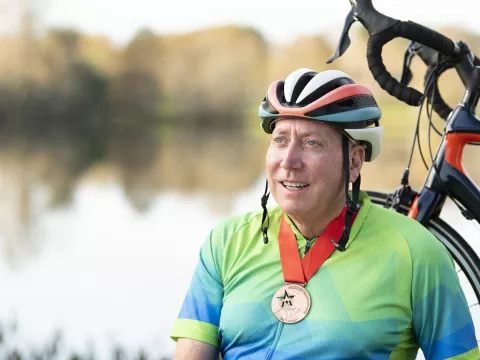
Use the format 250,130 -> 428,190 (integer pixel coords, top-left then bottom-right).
211,206 -> 282,245
363,199 -> 451,264
365,202 -> 426,232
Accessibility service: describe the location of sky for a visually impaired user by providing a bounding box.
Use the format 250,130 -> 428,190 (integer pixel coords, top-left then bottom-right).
3,0 -> 480,46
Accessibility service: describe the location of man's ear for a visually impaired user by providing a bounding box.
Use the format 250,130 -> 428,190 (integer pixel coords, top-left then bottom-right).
349,144 -> 365,183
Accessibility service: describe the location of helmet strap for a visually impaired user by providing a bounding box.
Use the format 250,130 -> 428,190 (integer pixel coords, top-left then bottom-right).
332,135 -> 361,252
260,179 -> 270,244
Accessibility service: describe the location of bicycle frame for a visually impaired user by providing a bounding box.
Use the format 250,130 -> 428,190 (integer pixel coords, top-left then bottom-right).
408,101 -> 480,224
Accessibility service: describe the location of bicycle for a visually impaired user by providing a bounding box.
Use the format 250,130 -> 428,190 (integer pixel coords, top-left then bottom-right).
327,0 -> 480,350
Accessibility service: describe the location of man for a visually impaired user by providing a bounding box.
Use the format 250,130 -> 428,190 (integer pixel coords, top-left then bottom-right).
170,69 -> 479,359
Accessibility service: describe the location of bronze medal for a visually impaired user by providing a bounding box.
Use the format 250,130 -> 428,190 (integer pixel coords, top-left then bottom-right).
272,209 -> 358,324
271,283 -> 311,324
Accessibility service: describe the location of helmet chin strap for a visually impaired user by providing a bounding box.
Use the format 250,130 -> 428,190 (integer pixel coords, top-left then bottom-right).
261,179 -> 270,244
332,135 -> 361,252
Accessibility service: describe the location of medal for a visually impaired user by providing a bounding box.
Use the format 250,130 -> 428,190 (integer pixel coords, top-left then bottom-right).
271,207 -> 358,323
271,283 -> 311,323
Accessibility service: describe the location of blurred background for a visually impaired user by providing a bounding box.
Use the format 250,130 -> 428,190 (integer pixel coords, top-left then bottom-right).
1,0 -> 480,358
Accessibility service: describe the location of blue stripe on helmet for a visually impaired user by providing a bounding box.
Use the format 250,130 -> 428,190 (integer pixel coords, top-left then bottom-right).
310,107 -> 382,122
258,104 -> 277,118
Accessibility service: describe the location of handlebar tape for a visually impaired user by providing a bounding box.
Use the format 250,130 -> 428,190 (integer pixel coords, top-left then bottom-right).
429,55 -> 480,120
367,21 -> 456,106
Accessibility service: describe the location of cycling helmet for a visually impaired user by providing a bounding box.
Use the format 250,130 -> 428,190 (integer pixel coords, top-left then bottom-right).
259,68 -> 383,161
259,69 -> 384,251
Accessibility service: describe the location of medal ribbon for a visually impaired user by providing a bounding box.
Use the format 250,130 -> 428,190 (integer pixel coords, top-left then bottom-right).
278,207 -> 358,284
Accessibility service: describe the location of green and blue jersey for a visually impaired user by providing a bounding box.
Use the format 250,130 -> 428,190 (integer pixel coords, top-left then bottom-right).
171,192 -> 479,359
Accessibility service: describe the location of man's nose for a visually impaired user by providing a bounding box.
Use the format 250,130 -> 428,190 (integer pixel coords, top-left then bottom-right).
280,143 -> 302,170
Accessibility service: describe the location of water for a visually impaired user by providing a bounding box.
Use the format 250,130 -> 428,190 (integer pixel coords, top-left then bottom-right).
0,176 -> 478,358
0,175 -> 274,358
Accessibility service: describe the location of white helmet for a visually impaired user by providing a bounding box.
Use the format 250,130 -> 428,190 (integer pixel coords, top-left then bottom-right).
259,68 -> 384,161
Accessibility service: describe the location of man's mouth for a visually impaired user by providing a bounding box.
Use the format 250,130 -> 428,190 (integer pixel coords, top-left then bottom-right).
281,181 -> 309,190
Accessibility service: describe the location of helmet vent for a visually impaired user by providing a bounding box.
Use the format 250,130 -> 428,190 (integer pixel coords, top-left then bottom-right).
297,78 -> 354,106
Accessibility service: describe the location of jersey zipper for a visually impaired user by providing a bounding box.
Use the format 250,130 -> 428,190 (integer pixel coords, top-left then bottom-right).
304,238 -> 312,255
264,321 -> 284,360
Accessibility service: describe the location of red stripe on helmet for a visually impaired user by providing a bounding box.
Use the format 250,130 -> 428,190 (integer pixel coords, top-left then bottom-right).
266,82 -> 374,117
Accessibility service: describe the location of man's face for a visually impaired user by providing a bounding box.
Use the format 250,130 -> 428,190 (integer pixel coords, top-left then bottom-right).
266,119 -> 345,220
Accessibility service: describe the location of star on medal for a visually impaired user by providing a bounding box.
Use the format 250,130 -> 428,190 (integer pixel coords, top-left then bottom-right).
277,290 -> 295,307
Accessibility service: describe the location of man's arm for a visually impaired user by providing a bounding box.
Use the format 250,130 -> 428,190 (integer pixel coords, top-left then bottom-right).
409,229 -> 479,358
174,338 -> 219,360
170,230 -> 224,356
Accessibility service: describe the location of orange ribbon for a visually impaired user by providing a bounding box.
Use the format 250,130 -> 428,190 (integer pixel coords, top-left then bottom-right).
278,207 -> 358,284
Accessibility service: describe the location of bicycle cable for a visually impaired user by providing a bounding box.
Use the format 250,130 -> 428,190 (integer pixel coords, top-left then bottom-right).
399,62 -> 469,217
415,106 -> 429,170
426,80 -> 438,163
424,68 -> 475,219
409,66 -> 439,172
426,84 -> 443,137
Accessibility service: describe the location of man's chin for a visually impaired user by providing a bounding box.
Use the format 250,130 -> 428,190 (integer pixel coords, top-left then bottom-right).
277,200 -> 308,218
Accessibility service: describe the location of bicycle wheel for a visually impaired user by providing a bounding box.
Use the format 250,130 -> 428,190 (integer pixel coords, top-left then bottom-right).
366,191 -> 480,353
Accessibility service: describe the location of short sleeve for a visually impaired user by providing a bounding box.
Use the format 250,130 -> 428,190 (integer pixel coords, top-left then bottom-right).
170,230 -> 224,348
411,232 -> 479,359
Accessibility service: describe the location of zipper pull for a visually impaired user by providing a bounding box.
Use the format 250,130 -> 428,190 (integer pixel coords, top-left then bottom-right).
304,239 -> 312,255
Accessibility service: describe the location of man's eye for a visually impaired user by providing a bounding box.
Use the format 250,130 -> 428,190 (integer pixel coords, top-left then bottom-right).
306,140 -> 319,146
274,137 -> 284,144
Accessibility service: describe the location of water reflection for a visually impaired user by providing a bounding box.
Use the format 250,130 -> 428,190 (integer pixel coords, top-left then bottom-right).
0,161 -> 275,358
0,132 -> 266,265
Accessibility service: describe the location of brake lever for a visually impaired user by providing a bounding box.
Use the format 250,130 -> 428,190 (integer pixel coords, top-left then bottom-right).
400,43 -> 417,86
327,0 -> 399,64
416,43 -> 440,67
354,0 -> 398,36
326,5 -> 357,64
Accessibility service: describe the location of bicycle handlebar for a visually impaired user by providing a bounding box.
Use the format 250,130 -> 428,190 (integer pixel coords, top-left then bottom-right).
430,78 -> 452,119
415,44 -> 480,120
415,44 -> 454,120
329,0 -> 463,107
354,0 -> 459,106
368,21 -> 460,106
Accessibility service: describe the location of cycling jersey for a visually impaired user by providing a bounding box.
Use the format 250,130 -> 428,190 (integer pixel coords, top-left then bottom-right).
170,191 -> 479,359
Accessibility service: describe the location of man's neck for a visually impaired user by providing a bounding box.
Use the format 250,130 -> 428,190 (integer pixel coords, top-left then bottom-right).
287,201 -> 345,240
